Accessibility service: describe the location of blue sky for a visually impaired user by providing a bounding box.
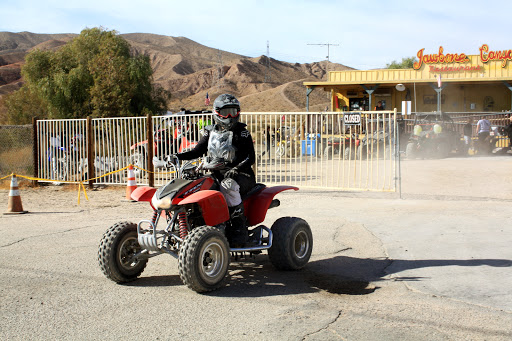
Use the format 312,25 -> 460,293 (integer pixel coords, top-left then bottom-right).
1,0 -> 511,70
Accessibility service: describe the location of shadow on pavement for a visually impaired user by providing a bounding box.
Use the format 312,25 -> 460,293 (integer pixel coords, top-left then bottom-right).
123,255 -> 511,297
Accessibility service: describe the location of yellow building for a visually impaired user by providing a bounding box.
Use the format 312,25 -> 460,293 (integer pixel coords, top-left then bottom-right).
304,45 -> 512,114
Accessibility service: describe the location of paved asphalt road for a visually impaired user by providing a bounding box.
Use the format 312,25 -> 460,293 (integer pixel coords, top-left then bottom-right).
1,156 -> 511,340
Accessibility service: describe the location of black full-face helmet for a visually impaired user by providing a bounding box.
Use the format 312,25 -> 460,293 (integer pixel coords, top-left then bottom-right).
213,94 -> 241,130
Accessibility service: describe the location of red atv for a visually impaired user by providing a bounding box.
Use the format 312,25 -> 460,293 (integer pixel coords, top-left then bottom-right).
98,158 -> 313,293
323,133 -> 360,160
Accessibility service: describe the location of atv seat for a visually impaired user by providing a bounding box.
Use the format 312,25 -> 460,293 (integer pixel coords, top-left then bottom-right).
241,183 -> 266,201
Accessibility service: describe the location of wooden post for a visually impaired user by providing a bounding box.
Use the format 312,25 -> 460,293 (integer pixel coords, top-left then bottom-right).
146,113 -> 154,187
32,117 -> 38,187
87,116 -> 95,189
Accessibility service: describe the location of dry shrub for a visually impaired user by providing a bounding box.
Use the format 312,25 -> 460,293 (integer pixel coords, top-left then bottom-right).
0,146 -> 33,176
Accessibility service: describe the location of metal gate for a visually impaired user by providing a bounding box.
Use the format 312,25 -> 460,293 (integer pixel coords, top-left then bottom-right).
35,110 -> 398,192
246,111 -> 398,192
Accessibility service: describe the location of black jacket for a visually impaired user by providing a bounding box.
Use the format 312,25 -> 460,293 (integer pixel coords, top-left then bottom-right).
177,122 -> 256,177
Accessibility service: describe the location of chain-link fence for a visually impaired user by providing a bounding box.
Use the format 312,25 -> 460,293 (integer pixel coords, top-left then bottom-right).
0,125 -> 33,177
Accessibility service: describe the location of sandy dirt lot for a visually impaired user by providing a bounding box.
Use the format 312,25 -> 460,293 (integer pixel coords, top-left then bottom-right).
1,155 -> 511,340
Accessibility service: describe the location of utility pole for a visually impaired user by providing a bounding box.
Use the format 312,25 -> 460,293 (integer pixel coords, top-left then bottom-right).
216,49 -> 224,88
264,41 -> 271,83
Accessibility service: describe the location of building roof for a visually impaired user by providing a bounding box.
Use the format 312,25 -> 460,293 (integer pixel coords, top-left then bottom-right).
304,55 -> 512,88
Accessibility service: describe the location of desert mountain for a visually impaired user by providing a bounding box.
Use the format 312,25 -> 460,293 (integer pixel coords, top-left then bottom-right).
0,31 -> 354,113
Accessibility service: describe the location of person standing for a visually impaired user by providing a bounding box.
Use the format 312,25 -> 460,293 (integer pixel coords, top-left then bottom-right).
504,116 -> 512,151
463,117 -> 473,156
261,125 -> 272,161
374,101 -> 385,111
476,116 -> 491,153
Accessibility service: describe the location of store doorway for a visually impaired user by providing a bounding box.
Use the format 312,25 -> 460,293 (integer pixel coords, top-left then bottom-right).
349,98 -> 369,111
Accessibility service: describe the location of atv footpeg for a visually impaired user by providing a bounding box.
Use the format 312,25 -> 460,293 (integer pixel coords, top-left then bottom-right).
230,225 -> 273,252
269,199 -> 280,209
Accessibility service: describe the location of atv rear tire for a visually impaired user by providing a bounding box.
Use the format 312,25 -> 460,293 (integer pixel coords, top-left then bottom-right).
98,221 -> 148,283
324,146 -> 333,159
269,217 -> 313,270
178,226 -> 230,293
406,142 -> 416,159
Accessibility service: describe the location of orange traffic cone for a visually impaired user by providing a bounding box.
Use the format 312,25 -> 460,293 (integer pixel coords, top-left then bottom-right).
124,165 -> 137,202
4,175 -> 28,214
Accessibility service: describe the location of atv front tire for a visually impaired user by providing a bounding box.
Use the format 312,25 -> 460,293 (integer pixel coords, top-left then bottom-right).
269,217 -> 313,270
178,226 -> 230,293
98,221 -> 148,283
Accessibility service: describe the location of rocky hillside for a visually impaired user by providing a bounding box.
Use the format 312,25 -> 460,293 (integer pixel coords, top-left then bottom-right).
0,31 -> 354,113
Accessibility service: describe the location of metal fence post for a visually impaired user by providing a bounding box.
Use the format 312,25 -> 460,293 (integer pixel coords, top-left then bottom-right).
87,116 -> 95,189
146,113 -> 154,187
32,117 -> 38,186
396,108 -> 402,199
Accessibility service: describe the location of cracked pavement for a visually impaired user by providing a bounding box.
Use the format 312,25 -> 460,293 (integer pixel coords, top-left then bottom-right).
1,156 -> 512,340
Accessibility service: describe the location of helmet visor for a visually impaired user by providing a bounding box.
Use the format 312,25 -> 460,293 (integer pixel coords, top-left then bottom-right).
216,107 -> 240,118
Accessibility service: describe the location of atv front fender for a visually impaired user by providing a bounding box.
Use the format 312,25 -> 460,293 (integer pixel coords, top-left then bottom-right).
178,190 -> 230,226
245,186 -> 299,226
131,186 -> 157,202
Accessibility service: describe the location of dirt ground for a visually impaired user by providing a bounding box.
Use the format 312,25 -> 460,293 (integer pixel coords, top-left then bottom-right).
0,155 -> 511,340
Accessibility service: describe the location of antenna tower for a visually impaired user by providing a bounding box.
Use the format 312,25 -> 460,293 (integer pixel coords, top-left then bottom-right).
307,43 -> 339,62
307,43 -> 339,80
264,41 -> 271,83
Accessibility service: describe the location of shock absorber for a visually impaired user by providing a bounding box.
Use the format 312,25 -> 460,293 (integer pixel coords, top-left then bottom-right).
178,211 -> 188,239
151,209 -> 158,225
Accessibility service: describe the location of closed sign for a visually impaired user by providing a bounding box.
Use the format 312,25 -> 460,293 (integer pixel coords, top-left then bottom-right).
343,113 -> 361,125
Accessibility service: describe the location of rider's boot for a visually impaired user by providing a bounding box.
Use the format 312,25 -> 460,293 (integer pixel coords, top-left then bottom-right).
227,203 -> 248,247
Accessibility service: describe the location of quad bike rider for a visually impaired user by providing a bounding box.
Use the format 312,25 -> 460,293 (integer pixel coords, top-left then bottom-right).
176,94 -> 255,247
97,94 -> 313,293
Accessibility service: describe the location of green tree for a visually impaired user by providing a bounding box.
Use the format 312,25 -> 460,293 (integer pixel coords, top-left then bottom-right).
7,27 -> 170,121
386,56 -> 418,69
1,86 -> 48,124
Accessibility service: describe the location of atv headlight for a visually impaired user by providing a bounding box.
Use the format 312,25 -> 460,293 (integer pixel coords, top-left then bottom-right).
151,195 -> 172,210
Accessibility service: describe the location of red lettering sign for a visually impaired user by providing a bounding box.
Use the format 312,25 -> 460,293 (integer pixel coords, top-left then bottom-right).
413,46 -> 470,70
479,44 -> 512,67
429,65 -> 482,72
